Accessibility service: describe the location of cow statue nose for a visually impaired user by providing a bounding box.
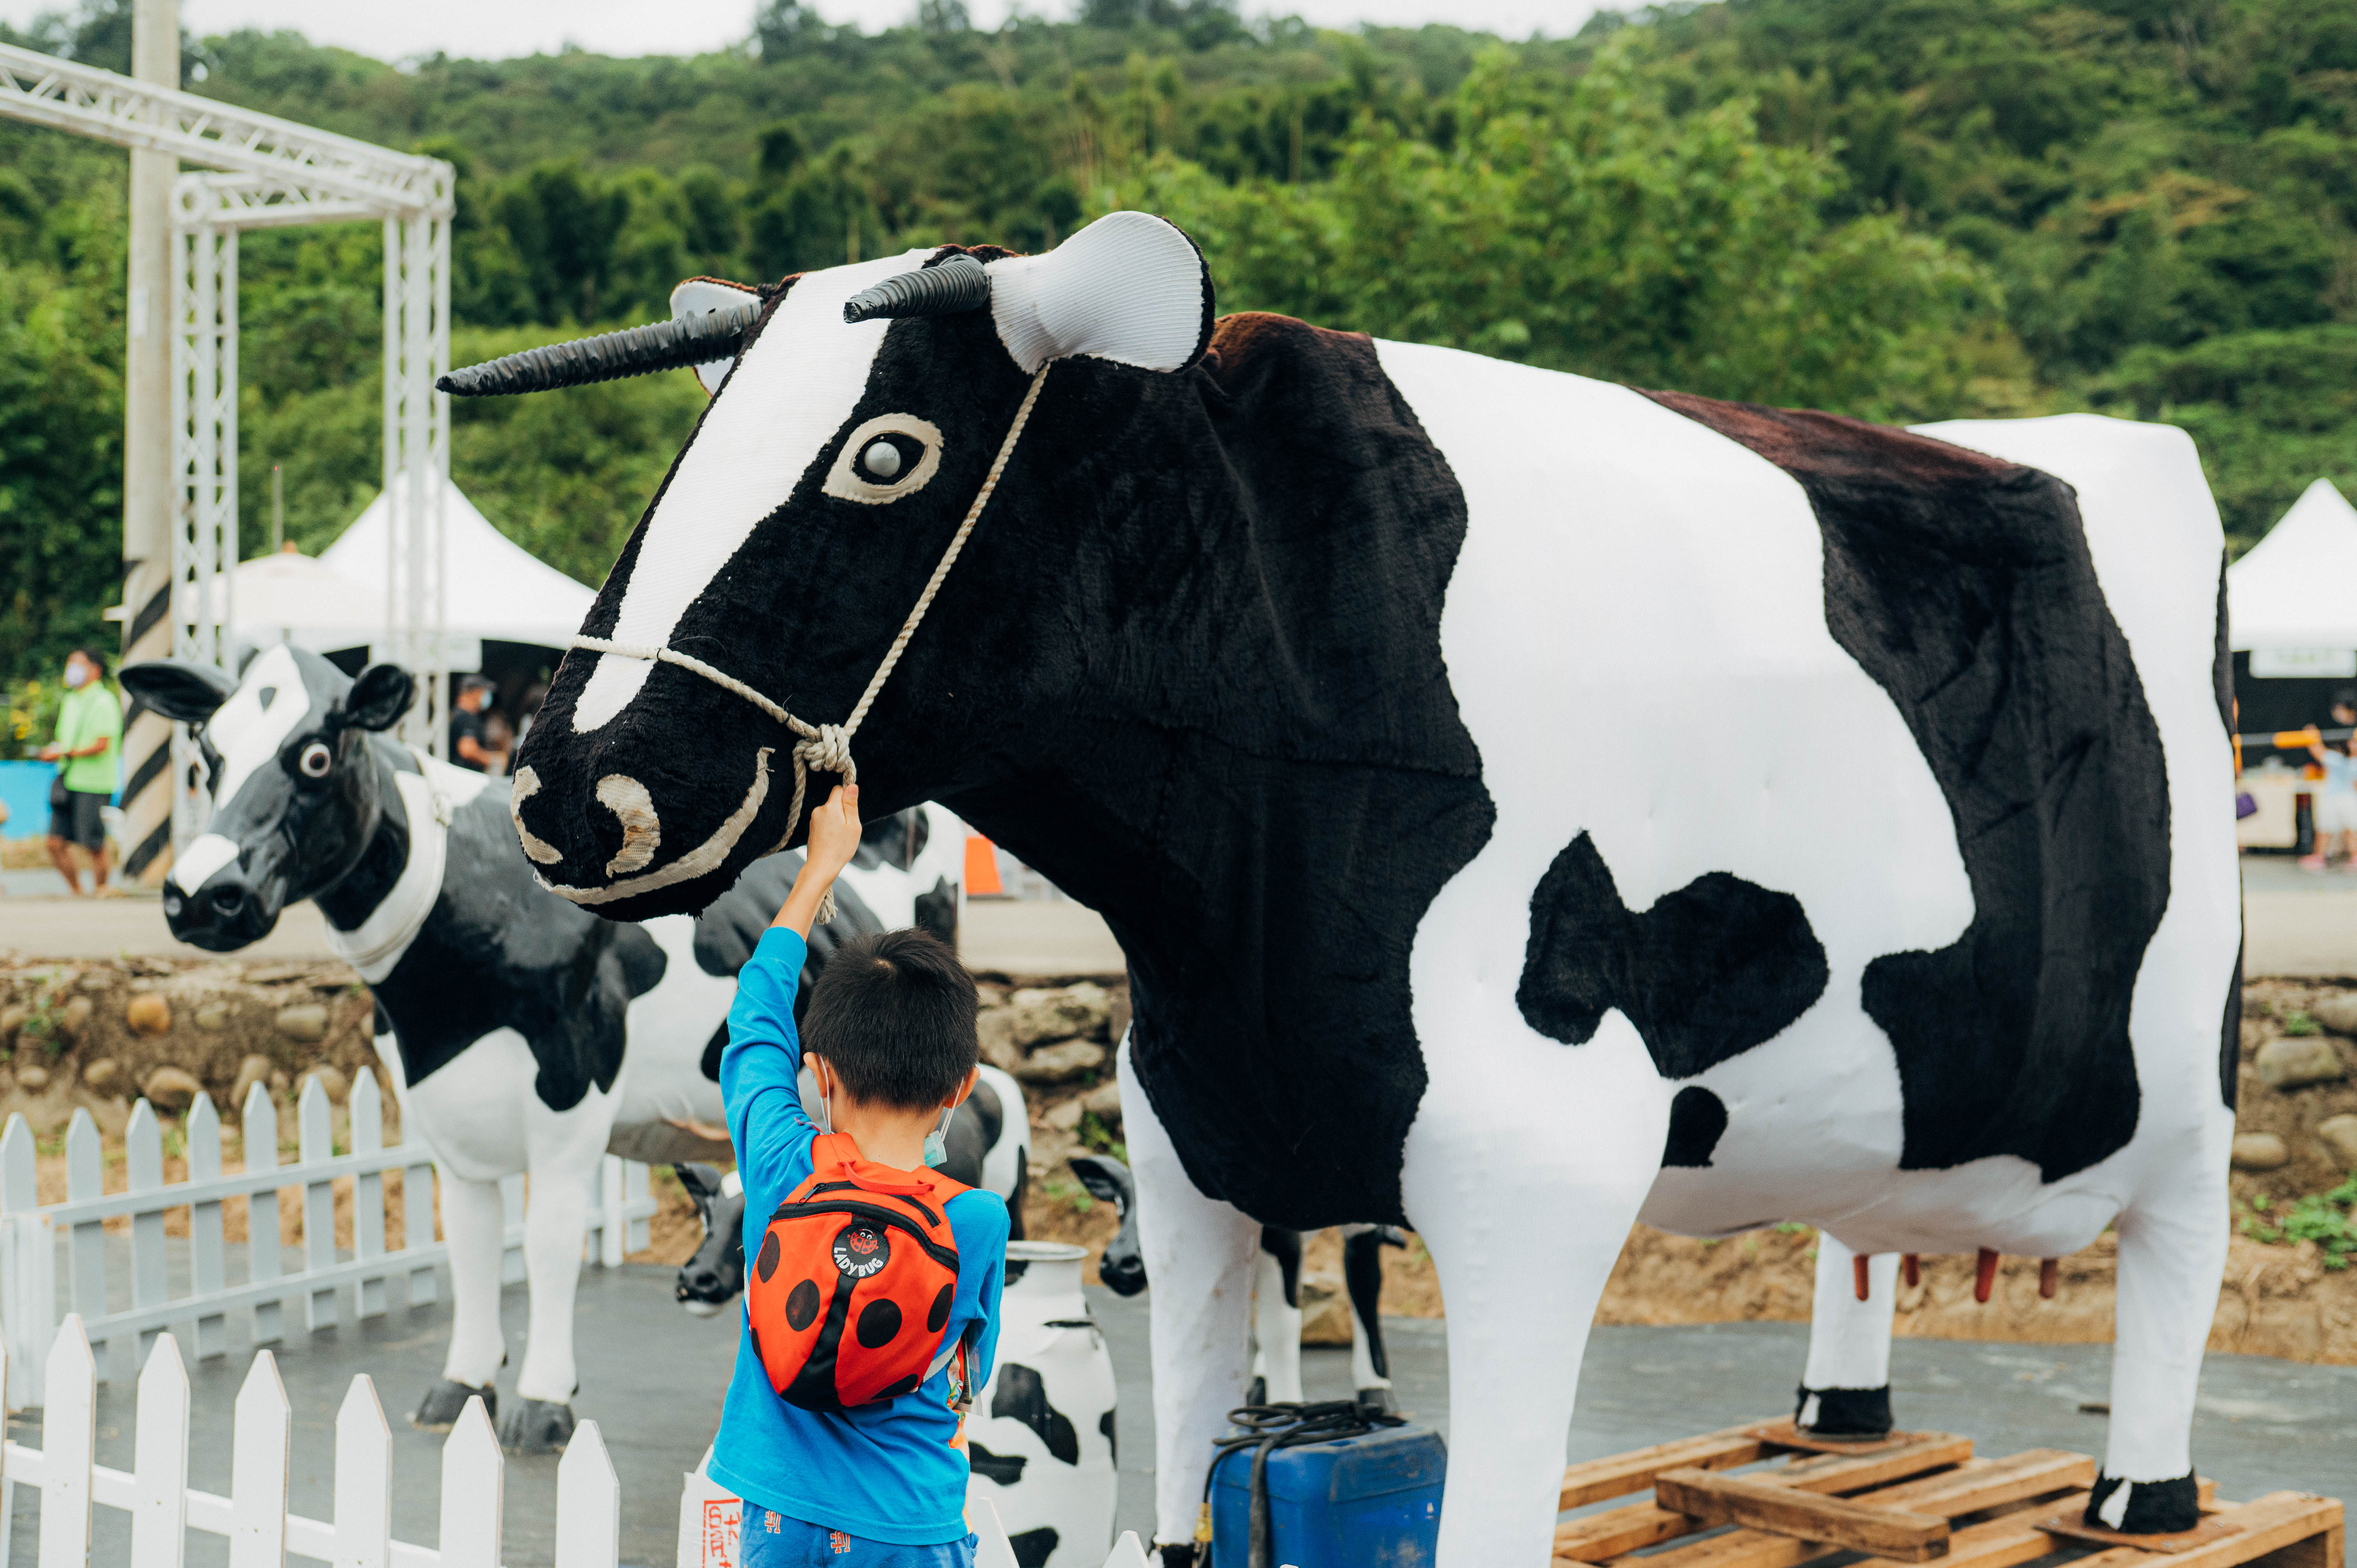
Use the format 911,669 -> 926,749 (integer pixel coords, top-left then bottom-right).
676,1261 -> 730,1316
208,883 -> 247,920
1098,1247 -> 1147,1297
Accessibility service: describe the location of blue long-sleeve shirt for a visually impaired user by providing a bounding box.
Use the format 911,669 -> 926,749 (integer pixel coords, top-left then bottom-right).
709,927 -> 1009,1545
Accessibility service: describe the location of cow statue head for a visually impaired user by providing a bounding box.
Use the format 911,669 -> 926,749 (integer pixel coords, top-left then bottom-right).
121,646 -> 417,948
458,212 -> 1214,918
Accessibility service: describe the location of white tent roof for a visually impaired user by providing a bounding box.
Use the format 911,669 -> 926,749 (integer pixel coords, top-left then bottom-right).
313,475 -> 597,650
2229,479 -> 2357,652
203,549 -> 382,638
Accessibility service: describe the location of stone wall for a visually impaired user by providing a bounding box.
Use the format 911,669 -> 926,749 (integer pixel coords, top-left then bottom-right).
0,957 -> 382,1137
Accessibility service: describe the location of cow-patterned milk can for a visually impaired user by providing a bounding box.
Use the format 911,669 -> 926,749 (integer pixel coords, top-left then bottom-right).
964,1240 -> 1118,1566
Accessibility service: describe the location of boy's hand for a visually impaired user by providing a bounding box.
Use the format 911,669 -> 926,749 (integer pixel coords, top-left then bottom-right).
805,784 -> 862,876
772,784 -> 861,936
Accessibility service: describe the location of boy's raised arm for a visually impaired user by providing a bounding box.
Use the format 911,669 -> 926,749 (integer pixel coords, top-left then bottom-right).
723,784 -> 864,1204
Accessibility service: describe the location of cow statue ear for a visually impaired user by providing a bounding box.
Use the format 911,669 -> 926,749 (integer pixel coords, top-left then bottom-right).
671,277 -> 763,396
342,664 -> 416,732
120,659 -> 237,724
984,211 -> 1215,375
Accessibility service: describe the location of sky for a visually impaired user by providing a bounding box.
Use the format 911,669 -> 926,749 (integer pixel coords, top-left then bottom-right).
0,0 -> 1600,60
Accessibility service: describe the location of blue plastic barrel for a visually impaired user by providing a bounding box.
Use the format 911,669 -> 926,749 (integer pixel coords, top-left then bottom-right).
1207,1423 -> 1444,1568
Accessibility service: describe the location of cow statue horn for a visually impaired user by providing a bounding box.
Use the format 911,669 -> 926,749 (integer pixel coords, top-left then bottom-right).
842,253 -> 991,324
436,299 -> 762,397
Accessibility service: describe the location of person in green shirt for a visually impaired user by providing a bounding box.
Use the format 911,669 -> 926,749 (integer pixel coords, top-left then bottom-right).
40,647 -> 121,895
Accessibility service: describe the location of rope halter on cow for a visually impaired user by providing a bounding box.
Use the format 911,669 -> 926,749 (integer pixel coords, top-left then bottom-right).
564,360 -> 1050,915
445,254 -> 1044,916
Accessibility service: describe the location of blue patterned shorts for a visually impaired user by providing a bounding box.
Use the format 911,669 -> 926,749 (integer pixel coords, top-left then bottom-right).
737,1507 -> 977,1568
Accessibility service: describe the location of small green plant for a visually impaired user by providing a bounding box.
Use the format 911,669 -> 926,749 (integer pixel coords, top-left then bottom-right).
1076,1111 -> 1125,1160
1039,1175 -> 1094,1215
2283,1012 -> 2322,1037
2239,1175 -> 2357,1269
1774,1221 -> 1812,1236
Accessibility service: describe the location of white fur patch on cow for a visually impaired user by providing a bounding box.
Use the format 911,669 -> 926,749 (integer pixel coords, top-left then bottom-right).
596,774 -> 663,875
193,644 -> 313,836
509,766 -> 564,864
571,249 -> 934,734
170,832 -> 241,893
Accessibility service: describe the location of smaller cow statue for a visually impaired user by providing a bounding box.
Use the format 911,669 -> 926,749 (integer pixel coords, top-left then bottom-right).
1067,1152 -> 1405,1413
119,649 -> 963,1452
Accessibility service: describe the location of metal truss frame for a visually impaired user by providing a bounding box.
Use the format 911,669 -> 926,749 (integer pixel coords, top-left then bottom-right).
0,42 -> 457,837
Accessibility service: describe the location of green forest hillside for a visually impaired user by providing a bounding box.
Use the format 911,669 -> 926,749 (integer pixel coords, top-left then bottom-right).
3,0 -> 2352,689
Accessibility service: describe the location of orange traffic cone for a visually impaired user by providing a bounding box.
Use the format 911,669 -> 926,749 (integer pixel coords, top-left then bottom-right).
964,833 -> 1003,896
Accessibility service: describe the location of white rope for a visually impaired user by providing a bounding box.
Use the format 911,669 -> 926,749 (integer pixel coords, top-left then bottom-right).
565,362 -> 1054,918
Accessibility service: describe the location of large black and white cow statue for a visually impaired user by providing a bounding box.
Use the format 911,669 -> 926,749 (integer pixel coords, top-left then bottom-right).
449,213 -> 2241,1566
117,648 -> 966,1453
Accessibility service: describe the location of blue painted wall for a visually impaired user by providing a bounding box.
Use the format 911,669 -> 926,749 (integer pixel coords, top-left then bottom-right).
0,761 -> 59,838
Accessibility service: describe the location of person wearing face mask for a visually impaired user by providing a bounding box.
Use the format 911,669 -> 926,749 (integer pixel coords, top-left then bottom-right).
39,647 -> 121,896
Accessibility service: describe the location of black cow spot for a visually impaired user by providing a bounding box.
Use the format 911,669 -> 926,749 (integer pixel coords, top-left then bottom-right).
1662,1086 -> 1728,1168
754,1231 -> 780,1284
2220,934 -> 2244,1111
880,1373 -> 921,1399
969,1442 -> 1027,1485
700,1021 -> 728,1082
1642,393 -> 2171,1183
1009,1529 -> 1058,1568
991,1364 -> 1079,1464
784,1278 -> 821,1331
1100,1407 -> 1117,1466
1517,832 -> 1828,1079
856,1298 -> 902,1348
928,1283 -> 954,1333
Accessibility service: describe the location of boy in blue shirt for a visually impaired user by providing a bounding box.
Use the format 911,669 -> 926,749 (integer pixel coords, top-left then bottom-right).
712,784 -> 1009,1567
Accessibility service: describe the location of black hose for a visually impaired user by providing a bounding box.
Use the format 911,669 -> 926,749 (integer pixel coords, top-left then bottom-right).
1202,1399 -> 1407,1568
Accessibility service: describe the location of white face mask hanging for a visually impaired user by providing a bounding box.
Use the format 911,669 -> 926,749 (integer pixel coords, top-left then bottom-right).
923,1105 -> 954,1168
798,1063 -> 834,1135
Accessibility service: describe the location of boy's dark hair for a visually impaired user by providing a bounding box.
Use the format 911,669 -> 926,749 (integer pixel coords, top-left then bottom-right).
802,927 -> 978,1109
73,647 -> 108,679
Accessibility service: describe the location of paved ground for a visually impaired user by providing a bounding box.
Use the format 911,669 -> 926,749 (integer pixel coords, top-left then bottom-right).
2240,854 -> 2357,977
0,877 -> 1128,974
7,859 -> 2348,978
8,1266 -> 2351,1567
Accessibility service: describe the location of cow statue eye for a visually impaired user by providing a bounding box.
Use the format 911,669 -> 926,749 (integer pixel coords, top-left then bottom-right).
824,414 -> 944,505
297,740 -> 333,779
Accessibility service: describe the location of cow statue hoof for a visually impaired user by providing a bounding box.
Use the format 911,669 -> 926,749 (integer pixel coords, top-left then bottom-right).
1154,1548 -> 1197,1568
1794,1385 -> 1893,1440
1354,1386 -> 1399,1416
412,1379 -> 496,1431
2085,1474 -> 2200,1535
499,1397 -> 577,1454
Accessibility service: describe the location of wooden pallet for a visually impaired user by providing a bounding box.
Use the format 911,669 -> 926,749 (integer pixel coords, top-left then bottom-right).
1553,1420 -> 2343,1568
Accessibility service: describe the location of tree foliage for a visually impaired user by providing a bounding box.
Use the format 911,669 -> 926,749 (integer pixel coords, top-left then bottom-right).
0,0 -> 2351,688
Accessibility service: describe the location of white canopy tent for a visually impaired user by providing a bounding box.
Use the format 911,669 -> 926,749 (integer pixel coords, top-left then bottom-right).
223,477 -> 595,669
2227,478 -> 2357,673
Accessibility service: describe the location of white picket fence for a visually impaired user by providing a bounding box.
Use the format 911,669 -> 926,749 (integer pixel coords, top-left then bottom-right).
0,1314 -> 619,1568
0,1075 -> 657,1406
0,1314 -> 1156,1568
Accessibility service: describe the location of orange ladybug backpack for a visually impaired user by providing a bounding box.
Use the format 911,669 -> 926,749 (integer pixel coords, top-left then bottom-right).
745,1132 -> 972,1412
